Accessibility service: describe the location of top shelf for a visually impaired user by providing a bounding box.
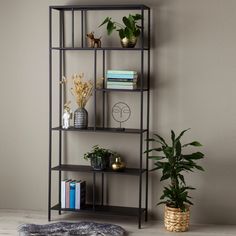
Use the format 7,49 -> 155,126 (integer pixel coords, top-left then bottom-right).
50,4 -> 150,11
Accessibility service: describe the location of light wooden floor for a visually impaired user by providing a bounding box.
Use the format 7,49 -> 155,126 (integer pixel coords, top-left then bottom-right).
1,209 -> 236,236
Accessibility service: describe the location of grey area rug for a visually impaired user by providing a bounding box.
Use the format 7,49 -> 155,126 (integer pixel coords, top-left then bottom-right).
18,221 -> 126,235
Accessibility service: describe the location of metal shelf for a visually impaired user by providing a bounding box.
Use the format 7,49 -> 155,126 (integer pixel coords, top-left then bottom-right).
51,204 -> 146,217
52,126 -> 147,134
49,4 -> 151,228
50,47 -> 149,51
52,164 -> 146,176
50,4 -> 150,11
95,88 -> 148,92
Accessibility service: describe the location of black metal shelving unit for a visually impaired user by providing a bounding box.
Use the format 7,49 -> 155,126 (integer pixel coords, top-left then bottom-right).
49,4 -> 150,228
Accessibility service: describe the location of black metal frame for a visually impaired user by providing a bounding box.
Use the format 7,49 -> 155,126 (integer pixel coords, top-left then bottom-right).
49,4 -> 151,229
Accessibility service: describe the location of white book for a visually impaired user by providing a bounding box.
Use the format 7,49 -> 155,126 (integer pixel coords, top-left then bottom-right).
61,179 -> 68,208
75,181 -> 81,209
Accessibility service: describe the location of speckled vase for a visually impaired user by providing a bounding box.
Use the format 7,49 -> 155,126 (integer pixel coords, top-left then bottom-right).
74,107 -> 88,129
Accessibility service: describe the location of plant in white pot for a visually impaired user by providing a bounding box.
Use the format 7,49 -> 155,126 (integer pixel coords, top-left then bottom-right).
145,129 -> 205,232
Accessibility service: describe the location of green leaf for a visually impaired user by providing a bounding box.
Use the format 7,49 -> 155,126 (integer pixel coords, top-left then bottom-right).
160,174 -> 170,181
171,130 -> 175,144
176,128 -> 190,142
185,199 -> 193,205
133,28 -> 140,37
123,16 -> 132,29
178,174 -> 185,185
117,29 -> 125,39
182,141 -> 203,147
183,152 -> 204,160
157,201 -> 168,206
153,133 -> 168,146
195,165 -> 204,171
132,14 -> 142,21
176,140 -> 182,157
123,27 -> 130,38
144,147 -> 163,153
99,17 -> 111,27
107,21 -> 115,35
148,156 -> 165,160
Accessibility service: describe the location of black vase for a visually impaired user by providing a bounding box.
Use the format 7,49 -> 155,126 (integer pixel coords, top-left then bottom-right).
90,156 -> 110,170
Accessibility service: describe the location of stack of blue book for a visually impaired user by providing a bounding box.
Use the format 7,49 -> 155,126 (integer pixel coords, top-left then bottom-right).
106,70 -> 138,89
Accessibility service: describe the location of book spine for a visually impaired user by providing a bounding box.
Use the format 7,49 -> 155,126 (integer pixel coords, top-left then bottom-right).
61,179 -> 67,208
107,81 -> 136,86
107,70 -> 137,75
107,84 -> 137,89
106,74 -> 137,79
65,180 -> 71,208
107,78 -> 137,82
80,181 -> 86,207
69,181 -> 76,209
75,181 -> 81,210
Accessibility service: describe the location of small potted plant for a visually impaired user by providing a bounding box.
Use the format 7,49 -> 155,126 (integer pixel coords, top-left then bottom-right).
145,129 -> 205,232
99,14 -> 142,48
84,145 -> 115,170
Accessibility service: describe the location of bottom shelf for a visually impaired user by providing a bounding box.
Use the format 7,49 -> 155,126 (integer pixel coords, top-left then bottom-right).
51,204 -> 145,217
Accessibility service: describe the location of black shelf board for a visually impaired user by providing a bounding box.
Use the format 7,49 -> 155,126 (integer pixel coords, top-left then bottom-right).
51,164 -> 146,176
50,47 -> 149,51
95,88 -> 148,92
51,203 -> 146,216
50,4 -> 150,11
51,126 -> 147,134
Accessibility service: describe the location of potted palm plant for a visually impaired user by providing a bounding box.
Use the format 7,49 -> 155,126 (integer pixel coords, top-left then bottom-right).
84,145 -> 115,170
99,14 -> 142,48
145,129 -> 204,232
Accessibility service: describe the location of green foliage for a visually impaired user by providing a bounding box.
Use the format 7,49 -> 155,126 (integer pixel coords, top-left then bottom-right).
145,129 -> 205,211
99,14 -> 142,39
84,145 -> 114,160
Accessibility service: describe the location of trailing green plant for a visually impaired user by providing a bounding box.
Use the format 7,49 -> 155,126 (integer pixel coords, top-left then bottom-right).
84,145 -> 114,160
99,14 -> 142,39
145,129 -> 204,211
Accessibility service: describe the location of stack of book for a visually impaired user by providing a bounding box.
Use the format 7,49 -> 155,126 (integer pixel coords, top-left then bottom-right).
61,179 -> 86,209
106,70 -> 138,90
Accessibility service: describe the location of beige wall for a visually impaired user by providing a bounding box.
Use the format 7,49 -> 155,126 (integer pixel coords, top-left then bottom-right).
0,0 -> 236,225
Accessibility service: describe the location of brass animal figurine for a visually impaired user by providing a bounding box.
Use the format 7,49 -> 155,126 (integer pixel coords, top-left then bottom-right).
86,32 -> 101,48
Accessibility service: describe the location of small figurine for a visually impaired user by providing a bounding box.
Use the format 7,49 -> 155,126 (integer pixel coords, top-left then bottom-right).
62,101 -> 72,129
86,32 -> 102,48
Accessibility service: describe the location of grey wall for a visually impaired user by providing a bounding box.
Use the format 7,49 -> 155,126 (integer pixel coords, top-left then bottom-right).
0,0 -> 236,225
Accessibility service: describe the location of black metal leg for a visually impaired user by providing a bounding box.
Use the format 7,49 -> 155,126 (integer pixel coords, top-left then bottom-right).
93,172 -> 96,211
101,173 -> 104,206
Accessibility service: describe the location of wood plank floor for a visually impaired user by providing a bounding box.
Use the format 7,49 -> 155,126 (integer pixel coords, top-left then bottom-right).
1,209 -> 236,235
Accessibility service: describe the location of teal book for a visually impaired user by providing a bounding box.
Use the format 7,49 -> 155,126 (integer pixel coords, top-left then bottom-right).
106,73 -> 138,79
107,70 -> 137,75
69,181 -> 76,209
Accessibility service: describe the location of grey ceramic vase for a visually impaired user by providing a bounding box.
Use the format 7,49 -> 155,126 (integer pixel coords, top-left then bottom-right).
74,107 -> 88,129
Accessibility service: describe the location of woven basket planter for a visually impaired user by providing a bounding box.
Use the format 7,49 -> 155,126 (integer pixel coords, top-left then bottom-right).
164,205 -> 190,232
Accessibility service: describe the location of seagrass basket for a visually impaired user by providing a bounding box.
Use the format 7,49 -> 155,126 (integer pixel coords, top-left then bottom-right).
164,205 -> 190,232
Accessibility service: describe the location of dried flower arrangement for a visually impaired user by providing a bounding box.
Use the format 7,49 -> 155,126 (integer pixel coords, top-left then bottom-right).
62,73 -> 93,108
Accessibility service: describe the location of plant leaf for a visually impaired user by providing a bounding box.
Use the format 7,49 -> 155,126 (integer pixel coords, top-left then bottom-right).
144,147 -> 163,153
122,16 -> 132,29
132,14 -> 142,21
148,156 -> 165,160
182,141 -> 203,147
171,130 -> 175,144
175,128 -> 190,142
153,133 -> 168,146
99,17 -> 111,27
183,152 -> 204,160
160,174 -> 170,181
195,165 -> 205,171
107,21 -> 115,35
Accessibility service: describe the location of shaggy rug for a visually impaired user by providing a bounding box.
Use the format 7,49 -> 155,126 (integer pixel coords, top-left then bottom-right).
18,221 -> 126,235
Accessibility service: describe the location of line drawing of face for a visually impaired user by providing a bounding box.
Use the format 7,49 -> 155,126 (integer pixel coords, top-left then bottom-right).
112,102 -> 131,124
